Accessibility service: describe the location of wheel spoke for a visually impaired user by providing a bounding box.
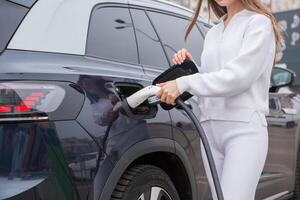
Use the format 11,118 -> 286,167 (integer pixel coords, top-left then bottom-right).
138,194 -> 145,200
150,187 -> 164,200
138,186 -> 172,200
138,186 -> 151,200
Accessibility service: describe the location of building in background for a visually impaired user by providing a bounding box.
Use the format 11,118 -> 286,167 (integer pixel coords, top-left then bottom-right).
262,0 -> 300,12
168,0 -> 300,12
273,9 -> 300,86
167,0 -> 300,23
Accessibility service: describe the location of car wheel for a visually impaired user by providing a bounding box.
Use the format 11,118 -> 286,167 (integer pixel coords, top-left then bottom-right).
294,143 -> 300,199
111,164 -> 180,200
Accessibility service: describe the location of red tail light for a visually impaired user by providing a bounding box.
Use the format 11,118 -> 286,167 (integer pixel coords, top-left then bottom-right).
0,81 -> 66,122
0,106 -> 11,113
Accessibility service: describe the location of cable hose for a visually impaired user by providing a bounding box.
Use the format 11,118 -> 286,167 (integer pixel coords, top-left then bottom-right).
176,98 -> 224,200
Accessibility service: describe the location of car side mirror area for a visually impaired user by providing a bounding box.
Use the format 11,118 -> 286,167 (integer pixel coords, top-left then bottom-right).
269,67 -> 296,93
112,82 -> 158,119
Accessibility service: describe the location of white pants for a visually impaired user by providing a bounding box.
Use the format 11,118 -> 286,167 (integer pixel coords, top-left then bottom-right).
200,111 -> 269,200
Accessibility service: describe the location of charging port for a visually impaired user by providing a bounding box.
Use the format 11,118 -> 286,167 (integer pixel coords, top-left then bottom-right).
111,82 -> 158,119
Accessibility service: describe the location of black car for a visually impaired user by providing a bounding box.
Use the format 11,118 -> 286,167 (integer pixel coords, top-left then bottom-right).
0,0 -> 299,199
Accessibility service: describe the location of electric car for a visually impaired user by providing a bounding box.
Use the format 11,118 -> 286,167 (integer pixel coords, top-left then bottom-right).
0,0 -> 299,199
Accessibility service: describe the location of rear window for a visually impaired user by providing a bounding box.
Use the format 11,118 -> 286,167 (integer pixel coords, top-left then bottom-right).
0,1 -> 29,53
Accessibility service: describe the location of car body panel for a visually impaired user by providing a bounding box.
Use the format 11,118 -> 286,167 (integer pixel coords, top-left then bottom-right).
1,0 -> 300,199
0,49 -> 174,199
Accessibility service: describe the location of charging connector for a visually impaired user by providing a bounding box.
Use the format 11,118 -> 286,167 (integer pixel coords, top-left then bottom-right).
147,96 -> 161,105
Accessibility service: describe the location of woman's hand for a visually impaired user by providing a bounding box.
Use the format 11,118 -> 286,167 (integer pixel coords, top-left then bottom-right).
155,80 -> 180,105
172,48 -> 193,65
155,48 -> 191,105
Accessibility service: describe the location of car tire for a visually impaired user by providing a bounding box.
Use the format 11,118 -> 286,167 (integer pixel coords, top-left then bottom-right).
111,164 -> 180,200
294,143 -> 300,199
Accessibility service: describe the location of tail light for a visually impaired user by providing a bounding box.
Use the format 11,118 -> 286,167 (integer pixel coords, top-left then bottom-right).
0,81 -> 84,122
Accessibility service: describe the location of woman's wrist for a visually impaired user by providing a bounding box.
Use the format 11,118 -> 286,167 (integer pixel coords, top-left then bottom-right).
176,75 -> 191,94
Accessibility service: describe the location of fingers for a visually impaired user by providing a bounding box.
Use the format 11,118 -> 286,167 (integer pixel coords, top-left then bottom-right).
160,88 -> 167,103
180,49 -> 186,61
155,81 -> 179,105
186,51 -> 193,61
156,87 -> 176,106
173,54 -> 181,65
170,94 -> 177,105
155,83 -> 164,98
166,95 -> 176,105
177,50 -> 184,63
181,48 -> 193,61
165,94 -> 171,105
167,93 -> 177,105
155,88 -> 163,98
157,84 -> 168,103
172,48 -> 193,65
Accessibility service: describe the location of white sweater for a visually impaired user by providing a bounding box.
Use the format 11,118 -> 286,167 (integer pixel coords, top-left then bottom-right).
176,9 -> 276,123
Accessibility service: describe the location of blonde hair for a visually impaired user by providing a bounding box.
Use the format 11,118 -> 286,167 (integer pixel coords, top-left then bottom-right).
184,0 -> 285,67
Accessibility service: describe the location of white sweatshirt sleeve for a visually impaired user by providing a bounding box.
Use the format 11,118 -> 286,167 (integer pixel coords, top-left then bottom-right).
191,57 -> 204,73
176,15 -> 276,97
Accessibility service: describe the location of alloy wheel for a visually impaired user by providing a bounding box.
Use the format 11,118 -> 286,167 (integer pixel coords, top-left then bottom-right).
138,186 -> 173,200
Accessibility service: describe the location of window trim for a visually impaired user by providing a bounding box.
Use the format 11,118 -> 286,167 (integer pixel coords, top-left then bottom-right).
129,4 -> 207,34
128,4 -> 207,46
144,9 -> 205,67
128,8 -> 141,65
143,9 -> 171,67
128,7 -> 171,68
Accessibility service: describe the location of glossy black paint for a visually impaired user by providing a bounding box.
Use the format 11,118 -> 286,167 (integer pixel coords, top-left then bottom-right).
0,121 -> 74,200
0,49 -> 173,200
0,1 -> 299,200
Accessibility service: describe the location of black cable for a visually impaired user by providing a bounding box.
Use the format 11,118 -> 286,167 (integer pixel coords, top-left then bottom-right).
176,98 -> 224,200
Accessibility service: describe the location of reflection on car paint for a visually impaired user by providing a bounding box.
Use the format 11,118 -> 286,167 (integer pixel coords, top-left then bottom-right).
77,76 -> 149,163
0,122 -> 76,200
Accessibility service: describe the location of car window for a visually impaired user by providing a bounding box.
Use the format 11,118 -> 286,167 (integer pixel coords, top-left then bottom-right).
130,8 -> 169,69
0,1 -> 28,53
9,0 -> 38,8
269,98 -> 278,110
86,6 -> 138,65
148,11 -> 204,66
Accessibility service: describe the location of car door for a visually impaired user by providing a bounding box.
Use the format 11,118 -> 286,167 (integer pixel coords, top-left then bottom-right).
144,10 -> 210,200
72,4 -> 145,200
74,4 -> 172,200
127,7 -> 173,138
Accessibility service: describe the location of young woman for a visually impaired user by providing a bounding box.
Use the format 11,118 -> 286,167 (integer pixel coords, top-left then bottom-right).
155,0 -> 283,199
